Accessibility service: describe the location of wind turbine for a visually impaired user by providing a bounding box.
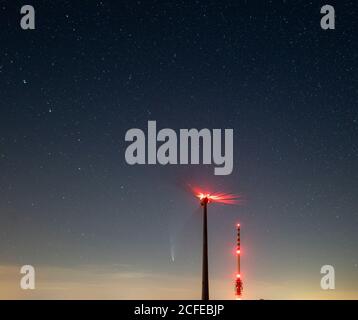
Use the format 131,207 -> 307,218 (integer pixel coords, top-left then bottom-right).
194,190 -> 241,300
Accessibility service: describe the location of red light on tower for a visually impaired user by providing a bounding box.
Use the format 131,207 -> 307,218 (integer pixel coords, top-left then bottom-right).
235,223 -> 243,299
195,190 -> 242,205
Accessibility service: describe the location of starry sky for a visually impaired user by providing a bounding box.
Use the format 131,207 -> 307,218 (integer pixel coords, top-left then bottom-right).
0,0 -> 357,299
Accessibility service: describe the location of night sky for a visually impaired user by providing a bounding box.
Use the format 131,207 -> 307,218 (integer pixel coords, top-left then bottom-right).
0,1 -> 357,299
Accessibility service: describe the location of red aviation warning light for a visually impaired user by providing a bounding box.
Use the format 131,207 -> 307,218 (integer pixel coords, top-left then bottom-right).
235,223 -> 243,299
196,192 -> 241,205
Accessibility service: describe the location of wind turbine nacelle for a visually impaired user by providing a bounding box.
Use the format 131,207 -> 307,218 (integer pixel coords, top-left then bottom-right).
200,196 -> 210,206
